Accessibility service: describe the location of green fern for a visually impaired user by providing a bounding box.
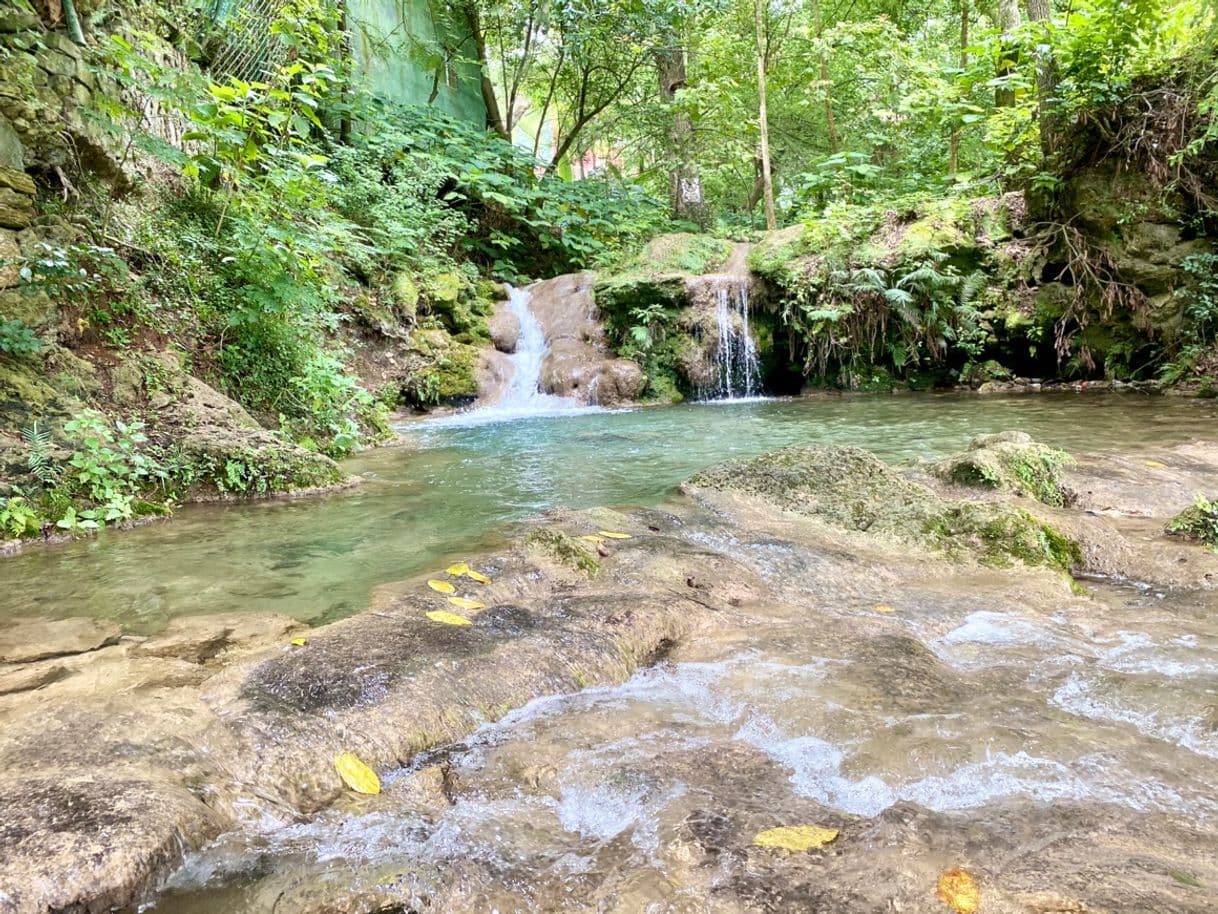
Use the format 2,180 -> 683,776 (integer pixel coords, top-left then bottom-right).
22,422 -> 60,489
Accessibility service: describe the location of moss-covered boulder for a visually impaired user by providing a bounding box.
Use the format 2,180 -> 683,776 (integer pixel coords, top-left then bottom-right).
931,432 -> 1074,507
684,445 -> 1079,572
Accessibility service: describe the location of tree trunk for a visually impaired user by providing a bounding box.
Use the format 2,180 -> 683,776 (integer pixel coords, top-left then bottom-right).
62,0 -> 85,43
1025,0 -> 1059,155
656,47 -> 706,224
464,2 -> 508,138
948,0 -> 968,175
995,0 -> 1021,108
754,0 -> 777,229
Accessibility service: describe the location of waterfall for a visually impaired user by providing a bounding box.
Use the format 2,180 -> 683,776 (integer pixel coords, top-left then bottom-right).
437,284 -> 597,426
498,284 -> 555,409
702,279 -> 762,400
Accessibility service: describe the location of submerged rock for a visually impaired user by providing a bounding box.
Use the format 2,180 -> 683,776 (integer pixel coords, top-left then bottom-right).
5,438 -> 1218,912
0,617 -> 119,663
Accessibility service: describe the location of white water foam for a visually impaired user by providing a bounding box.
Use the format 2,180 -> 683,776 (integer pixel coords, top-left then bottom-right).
424,284 -> 604,428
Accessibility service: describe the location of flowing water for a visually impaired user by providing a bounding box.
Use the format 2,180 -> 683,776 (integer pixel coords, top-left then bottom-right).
147,467 -> 1218,913
703,280 -> 762,400
2,394 -> 1216,634
443,284 -> 599,425
8,392 -> 1218,912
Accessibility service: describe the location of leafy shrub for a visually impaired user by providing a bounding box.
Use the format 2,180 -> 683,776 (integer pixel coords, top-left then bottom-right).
0,319 -> 42,357
1167,495 -> 1218,551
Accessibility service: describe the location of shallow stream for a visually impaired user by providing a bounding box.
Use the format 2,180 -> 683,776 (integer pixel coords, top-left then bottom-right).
6,392 -> 1218,911
2,393 -> 1216,633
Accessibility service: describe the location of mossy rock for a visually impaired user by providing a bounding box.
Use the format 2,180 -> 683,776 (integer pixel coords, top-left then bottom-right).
628,233 -> 732,277
685,445 -> 1079,573
525,528 -> 601,577
403,329 -> 481,405
931,432 -> 1074,507
429,272 -> 463,304
392,272 -> 420,320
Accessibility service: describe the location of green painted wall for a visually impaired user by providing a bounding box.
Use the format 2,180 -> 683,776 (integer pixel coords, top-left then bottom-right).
347,0 -> 487,125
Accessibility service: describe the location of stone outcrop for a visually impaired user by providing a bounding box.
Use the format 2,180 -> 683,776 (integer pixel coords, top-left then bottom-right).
526,272 -> 647,406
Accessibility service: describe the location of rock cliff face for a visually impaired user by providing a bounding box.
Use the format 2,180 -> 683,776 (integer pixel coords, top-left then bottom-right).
529,272 -> 646,407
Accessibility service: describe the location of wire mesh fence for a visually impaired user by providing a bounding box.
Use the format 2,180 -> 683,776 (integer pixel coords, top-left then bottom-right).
205,0 -> 290,83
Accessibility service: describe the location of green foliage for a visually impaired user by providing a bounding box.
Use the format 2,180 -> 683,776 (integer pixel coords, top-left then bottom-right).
331,106 -> 671,279
1166,494 -> 1218,550
758,196 -> 1006,388
0,319 -> 42,357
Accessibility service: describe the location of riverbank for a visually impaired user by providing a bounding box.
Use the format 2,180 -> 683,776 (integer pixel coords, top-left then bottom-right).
2,430 -> 1216,912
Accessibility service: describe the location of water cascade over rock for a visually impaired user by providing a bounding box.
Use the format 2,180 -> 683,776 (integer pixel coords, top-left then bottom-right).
474,275 -> 646,417
469,285 -> 590,421
684,243 -> 765,400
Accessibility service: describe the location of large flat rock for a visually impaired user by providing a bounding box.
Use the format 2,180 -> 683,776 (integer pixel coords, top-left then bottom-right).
0,617 -> 119,663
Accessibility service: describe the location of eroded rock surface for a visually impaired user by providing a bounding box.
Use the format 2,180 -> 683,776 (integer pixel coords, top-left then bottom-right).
0,617 -> 119,663
2,438 -> 1218,913
528,273 -> 647,406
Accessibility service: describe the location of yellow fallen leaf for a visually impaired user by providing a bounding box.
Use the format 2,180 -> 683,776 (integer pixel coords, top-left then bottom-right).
873,604 -> 896,614
446,561 -> 471,576
448,596 -> 485,611
427,579 -> 456,594
466,570 -> 492,584
752,825 -> 839,851
426,609 -> 472,626
937,868 -> 980,914
290,636 -> 309,647
580,534 -> 605,543
597,530 -> 632,540
334,752 -> 381,795
1144,459 -> 1166,468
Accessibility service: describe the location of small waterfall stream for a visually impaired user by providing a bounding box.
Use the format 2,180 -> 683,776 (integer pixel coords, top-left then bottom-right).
442,285 -> 597,425
706,279 -> 762,400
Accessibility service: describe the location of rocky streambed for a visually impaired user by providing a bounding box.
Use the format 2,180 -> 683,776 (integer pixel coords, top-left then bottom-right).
2,434 -> 1217,913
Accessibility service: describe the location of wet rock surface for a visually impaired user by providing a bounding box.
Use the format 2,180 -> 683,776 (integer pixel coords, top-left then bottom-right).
0,616 -> 119,663
2,437 -> 1218,913
527,273 -> 647,406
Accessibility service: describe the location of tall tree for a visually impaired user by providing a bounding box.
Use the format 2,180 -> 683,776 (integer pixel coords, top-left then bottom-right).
948,0 -> 969,175
755,0 -> 777,228
1025,0 -> 1059,155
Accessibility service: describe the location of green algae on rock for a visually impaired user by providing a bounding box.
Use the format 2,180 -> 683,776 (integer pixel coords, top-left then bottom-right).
684,444 -> 1080,573
525,527 -> 602,576
931,431 -> 1074,507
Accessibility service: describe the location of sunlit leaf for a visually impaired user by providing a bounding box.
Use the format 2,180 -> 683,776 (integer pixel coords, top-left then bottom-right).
334,752 -> 381,795
448,596 -> 485,611
1144,459 -> 1166,468
752,825 -> 839,851
937,868 -> 980,913
597,531 -> 632,540
427,579 -> 456,594
426,609 -> 473,626
446,562 -> 471,576
466,570 -> 492,584
873,604 -> 896,613
290,636 -> 309,646
580,534 -> 606,543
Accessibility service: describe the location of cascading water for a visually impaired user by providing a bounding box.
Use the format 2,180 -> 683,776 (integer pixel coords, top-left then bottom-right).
439,284 -> 596,425
702,279 -> 763,400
